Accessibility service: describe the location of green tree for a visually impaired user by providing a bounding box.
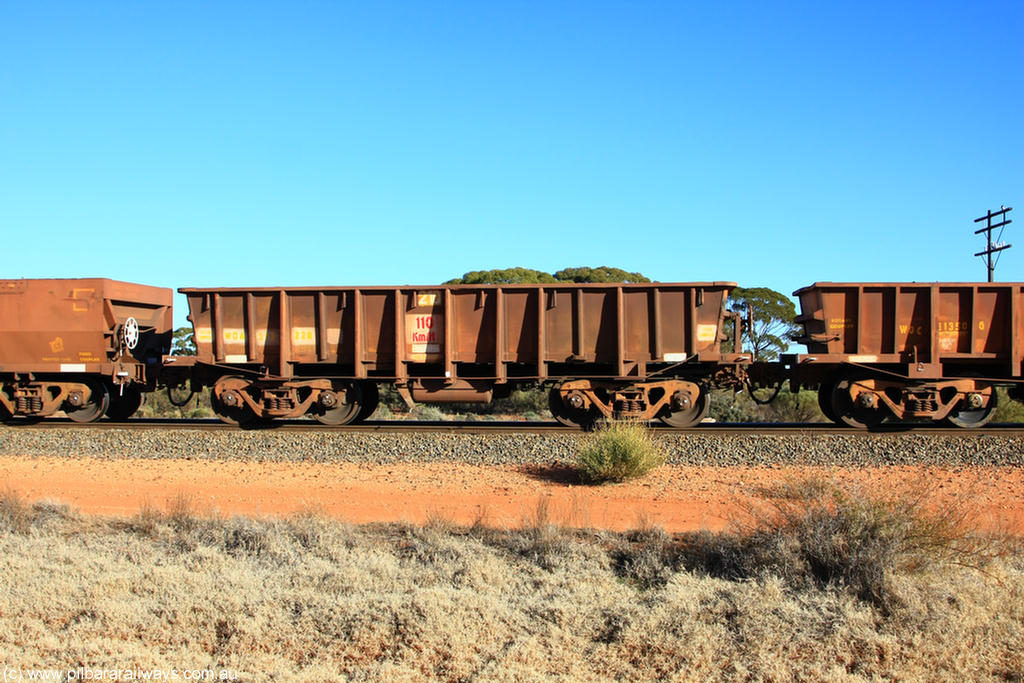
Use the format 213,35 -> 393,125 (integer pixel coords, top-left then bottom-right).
445,268 -> 558,285
728,286 -> 799,361
446,266 -> 651,285
171,326 -> 197,356
554,266 -> 650,283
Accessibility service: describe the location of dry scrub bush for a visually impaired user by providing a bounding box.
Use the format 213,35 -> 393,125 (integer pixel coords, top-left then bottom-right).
2,489 -> 1022,682
502,497 -> 585,570
0,488 -> 31,533
683,477 -> 1007,611
0,491 -> 73,535
574,421 -> 666,483
610,525 -> 677,591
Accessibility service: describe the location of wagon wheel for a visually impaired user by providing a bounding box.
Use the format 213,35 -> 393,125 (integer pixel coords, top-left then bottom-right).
817,380 -> 839,424
830,377 -> 887,429
211,377 -> 258,426
943,382 -> 998,429
658,389 -> 710,428
312,381 -> 363,426
105,384 -> 144,421
548,388 -> 598,430
65,380 -> 110,423
0,398 -> 11,423
211,392 -> 258,426
353,381 -> 379,423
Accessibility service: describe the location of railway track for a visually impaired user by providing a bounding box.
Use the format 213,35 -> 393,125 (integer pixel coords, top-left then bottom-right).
5,417 -> 1024,436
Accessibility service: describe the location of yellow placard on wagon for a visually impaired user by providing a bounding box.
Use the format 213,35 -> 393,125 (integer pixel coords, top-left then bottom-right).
292,327 -> 316,345
696,324 -> 718,342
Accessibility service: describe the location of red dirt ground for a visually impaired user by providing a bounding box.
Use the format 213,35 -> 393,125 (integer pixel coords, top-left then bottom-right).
2,455 -> 1022,534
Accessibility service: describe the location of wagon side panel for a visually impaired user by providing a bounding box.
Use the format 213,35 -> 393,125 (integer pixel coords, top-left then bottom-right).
794,281 -> 1024,379
1,278 -> 171,371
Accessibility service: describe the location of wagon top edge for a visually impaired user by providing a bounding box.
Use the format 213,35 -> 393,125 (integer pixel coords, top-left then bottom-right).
178,282 -> 740,294
793,281 -> 1024,296
1,276 -> 171,288
1,277 -> 173,302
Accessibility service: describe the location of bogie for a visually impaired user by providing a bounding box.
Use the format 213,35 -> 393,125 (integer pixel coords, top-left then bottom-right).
823,372 -> 999,429
547,379 -> 709,429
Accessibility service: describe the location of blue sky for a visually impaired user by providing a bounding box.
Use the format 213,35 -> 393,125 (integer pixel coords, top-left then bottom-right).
1,1 -> 1021,327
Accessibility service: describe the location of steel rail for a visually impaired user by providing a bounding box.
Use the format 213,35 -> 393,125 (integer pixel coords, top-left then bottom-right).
3,418 -> 1024,437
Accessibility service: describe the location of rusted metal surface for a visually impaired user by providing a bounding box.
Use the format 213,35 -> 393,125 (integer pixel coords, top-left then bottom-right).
551,378 -> 706,424
788,282 -> 1024,428
793,282 -> 1023,376
182,283 -> 740,379
181,282 -> 743,426
0,278 -> 172,371
0,278 -> 173,420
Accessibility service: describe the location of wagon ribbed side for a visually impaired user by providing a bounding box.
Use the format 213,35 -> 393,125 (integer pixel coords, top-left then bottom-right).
181,282 -> 746,427
790,282 -> 1024,428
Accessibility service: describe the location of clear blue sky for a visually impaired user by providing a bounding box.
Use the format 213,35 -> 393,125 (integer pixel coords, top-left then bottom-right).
2,1 -> 1021,327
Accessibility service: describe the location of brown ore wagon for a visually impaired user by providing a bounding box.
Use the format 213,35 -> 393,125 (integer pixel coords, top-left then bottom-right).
0,278 -> 173,422
786,282 -> 1024,428
179,282 -> 750,427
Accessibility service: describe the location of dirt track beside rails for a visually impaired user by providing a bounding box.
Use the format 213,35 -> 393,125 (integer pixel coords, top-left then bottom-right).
3,455 -> 1023,534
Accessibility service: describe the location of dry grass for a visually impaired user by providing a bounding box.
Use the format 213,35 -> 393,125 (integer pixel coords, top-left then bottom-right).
681,477 -> 1016,613
0,486 -> 32,533
574,421 -> 667,483
0,484 -> 1022,682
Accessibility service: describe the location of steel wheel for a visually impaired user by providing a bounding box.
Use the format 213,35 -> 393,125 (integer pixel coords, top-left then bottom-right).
830,377 -> 887,429
658,389 -> 709,428
312,381 -> 363,425
211,392 -> 257,426
211,378 -> 258,426
944,384 -> 997,429
66,381 -> 110,423
548,388 -> 598,429
105,384 -> 144,421
817,381 -> 839,424
353,381 -> 379,423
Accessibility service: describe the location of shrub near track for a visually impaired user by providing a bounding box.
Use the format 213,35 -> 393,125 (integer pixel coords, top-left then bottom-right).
574,421 -> 667,483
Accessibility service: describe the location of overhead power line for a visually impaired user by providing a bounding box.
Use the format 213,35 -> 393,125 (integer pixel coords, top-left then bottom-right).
974,206 -> 1012,282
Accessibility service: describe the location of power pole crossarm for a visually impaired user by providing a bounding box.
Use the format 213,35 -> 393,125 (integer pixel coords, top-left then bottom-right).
974,206 -> 1013,282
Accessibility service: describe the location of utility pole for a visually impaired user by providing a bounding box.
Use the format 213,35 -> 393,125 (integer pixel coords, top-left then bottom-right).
974,206 -> 1012,282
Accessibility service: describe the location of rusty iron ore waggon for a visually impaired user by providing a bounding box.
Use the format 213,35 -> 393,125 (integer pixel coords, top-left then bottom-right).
2,277 -> 1023,429
174,282 -> 750,427
0,279 -> 173,422
776,282 -> 1024,428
